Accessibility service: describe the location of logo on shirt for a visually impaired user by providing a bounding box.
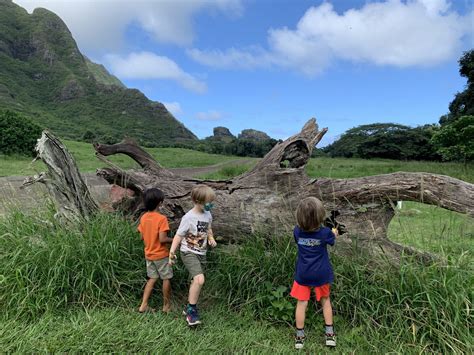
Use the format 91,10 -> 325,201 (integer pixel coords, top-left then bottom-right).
197,221 -> 209,233
298,238 -> 321,247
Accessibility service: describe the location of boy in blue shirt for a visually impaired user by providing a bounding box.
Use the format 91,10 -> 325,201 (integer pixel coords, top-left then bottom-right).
290,197 -> 338,349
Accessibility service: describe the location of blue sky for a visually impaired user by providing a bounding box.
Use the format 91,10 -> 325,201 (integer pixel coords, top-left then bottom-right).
15,0 -> 474,145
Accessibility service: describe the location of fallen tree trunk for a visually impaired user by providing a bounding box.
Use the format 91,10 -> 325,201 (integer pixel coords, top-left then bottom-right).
92,118 -> 473,263
32,119 -> 473,263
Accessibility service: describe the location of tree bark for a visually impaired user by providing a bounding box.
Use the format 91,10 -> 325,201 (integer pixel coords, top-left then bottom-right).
22,130 -> 98,223
33,119 -> 474,263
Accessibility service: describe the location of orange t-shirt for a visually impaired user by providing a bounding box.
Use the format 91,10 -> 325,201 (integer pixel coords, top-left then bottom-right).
137,211 -> 170,260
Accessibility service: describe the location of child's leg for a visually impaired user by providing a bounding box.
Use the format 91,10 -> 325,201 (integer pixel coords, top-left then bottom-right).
162,279 -> 171,312
320,296 -> 333,327
295,300 -> 308,329
139,277 -> 157,312
320,296 -> 336,346
188,273 -> 205,304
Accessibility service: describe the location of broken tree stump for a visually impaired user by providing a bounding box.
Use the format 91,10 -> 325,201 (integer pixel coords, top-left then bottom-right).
23,130 -> 98,223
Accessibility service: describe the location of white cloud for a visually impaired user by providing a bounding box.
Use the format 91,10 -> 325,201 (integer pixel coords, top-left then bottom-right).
163,102 -> 183,117
105,52 -> 207,93
189,0 -> 472,75
196,110 -> 223,121
188,46 -> 276,70
14,0 -> 243,51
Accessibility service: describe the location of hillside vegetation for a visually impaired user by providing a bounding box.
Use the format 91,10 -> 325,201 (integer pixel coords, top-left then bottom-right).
0,0 -> 196,146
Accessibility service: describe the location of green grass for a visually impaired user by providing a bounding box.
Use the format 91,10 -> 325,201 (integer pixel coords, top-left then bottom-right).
389,201 -> 474,256
0,306 -> 367,353
306,157 -> 474,183
1,210 -> 472,353
0,140 -> 247,176
197,162 -> 257,180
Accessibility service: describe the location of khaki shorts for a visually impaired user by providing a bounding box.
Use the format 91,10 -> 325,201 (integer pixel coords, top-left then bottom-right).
146,257 -> 173,280
181,251 -> 207,279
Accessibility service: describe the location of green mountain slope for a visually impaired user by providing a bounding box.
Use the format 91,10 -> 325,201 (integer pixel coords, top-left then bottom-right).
0,0 -> 197,146
84,57 -> 126,88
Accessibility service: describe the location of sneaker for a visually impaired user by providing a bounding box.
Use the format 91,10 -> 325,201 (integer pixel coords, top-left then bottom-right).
295,335 -> 305,350
185,306 -> 201,326
325,333 -> 336,347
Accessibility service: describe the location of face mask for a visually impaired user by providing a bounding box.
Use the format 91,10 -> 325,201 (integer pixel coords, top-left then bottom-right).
204,202 -> 214,211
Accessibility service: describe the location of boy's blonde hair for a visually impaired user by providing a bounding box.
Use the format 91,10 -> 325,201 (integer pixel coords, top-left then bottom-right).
296,197 -> 326,231
191,185 -> 216,204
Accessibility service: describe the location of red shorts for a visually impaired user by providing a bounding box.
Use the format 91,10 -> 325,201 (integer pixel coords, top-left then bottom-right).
290,280 -> 330,301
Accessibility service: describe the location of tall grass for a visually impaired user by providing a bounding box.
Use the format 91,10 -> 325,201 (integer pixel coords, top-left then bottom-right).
1,211 -> 472,352
207,235 -> 473,353
0,210 -> 144,318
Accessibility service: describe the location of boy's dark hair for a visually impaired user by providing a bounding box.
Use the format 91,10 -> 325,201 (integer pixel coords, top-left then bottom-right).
143,188 -> 165,211
296,197 -> 326,231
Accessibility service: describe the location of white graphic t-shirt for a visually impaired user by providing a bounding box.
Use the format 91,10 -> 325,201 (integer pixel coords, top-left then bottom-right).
177,209 -> 212,255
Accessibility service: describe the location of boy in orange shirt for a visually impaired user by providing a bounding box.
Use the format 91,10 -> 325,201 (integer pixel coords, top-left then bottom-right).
138,188 -> 174,313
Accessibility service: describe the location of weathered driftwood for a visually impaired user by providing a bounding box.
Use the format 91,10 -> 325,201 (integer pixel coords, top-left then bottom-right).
22,130 -> 98,223
91,118 -> 473,263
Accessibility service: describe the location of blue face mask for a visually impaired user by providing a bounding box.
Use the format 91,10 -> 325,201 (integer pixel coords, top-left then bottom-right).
204,202 -> 214,211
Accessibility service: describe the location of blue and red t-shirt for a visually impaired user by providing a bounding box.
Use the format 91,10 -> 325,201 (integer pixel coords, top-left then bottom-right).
293,226 -> 335,287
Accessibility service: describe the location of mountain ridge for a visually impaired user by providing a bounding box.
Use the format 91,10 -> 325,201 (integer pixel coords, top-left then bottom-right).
0,0 -> 197,146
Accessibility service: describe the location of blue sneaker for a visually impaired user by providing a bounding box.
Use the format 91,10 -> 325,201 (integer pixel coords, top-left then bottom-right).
185,305 -> 201,326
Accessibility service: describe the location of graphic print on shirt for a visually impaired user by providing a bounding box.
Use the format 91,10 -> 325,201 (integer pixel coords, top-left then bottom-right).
185,221 -> 209,252
297,238 -> 321,247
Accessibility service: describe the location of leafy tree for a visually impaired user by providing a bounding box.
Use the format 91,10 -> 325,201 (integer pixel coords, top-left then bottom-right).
440,50 -> 474,125
0,109 -> 42,156
431,51 -> 474,162
431,115 -> 474,163
324,123 -> 438,160
82,130 -> 96,142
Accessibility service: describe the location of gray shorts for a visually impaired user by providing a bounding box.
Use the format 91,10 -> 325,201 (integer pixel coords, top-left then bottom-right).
146,258 -> 173,280
181,251 -> 207,279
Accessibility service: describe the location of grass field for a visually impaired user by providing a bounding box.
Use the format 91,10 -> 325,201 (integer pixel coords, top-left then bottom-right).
0,140 -> 249,177
2,140 -> 472,183
1,143 -> 473,352
306,156 -> 473,182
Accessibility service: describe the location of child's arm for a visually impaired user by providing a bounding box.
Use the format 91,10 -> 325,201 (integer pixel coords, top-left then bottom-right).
327,228 -> 337,246
159,231 -> 173,244
208,228 -> 217,247
168,234 -> 183,265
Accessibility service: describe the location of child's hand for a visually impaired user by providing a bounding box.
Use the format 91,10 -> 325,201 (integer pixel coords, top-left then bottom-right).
332,228 -> 339,237
168,252 -> 177,266
208,237 -> 217,248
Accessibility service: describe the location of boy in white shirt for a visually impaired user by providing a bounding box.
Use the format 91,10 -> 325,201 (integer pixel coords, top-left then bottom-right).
169,185 -> 217,326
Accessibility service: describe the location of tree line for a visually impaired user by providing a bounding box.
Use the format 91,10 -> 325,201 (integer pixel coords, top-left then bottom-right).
324,50 -> 473,163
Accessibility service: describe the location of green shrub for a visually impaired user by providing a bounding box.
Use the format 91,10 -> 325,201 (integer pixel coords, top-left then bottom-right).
0,110 -> 42,156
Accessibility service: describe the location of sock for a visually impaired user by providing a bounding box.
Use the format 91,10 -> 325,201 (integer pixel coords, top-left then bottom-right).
296,328 -> 305,337
187,303 -> 196,310
325,324 -> 334,335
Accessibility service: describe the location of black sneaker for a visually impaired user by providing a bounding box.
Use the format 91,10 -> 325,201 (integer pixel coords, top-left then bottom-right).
325,333 -> 336,347
295,335 -> 305,350
185,306 -> 201,326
